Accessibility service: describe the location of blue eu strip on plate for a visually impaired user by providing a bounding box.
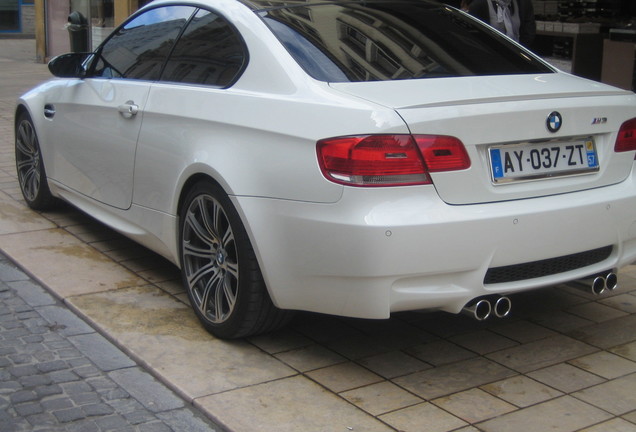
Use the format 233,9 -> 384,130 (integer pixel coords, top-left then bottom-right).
490,148 -> 503,179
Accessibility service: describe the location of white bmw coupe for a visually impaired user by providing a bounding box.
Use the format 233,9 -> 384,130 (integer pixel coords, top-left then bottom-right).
15,0 -> 636,338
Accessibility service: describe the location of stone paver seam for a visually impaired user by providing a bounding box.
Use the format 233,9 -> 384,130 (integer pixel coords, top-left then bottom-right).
292,349 -> 462,429
189,400 -> 230,432
258,337 -> 429,421
379,318 -> 633,428
566,357 -> 636,381
53,218 -> 192,307
59,296 -> 207,409
0,248 -> 52,293
285,320 -> 553,426
477,353 -> 636,429
569,370 -> 636,409
290,341 -> 428,407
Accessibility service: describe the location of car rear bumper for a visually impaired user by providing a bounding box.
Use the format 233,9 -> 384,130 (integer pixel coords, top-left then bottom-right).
234,169 -> 636,319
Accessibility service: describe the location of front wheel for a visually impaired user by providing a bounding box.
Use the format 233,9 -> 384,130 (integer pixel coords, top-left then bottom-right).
15,111 -> 56,210
179,180 -> 290,339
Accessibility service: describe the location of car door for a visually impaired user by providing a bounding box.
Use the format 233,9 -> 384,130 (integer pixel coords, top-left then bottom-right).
46,5 -> 197,210
132,8 -> 249,211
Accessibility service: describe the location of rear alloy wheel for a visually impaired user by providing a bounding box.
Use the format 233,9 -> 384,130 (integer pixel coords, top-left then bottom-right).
179,181 -> 289,339
15,112 -> 56,210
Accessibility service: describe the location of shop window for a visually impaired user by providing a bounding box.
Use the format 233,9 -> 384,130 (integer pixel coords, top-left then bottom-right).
90,0 -> 114,49
0,0 -> 20,32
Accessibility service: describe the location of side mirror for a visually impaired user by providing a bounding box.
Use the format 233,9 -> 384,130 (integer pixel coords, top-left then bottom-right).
48,52 -> 92,78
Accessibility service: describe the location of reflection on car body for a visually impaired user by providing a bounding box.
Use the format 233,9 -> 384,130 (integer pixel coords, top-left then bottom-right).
15,0 -> 636,338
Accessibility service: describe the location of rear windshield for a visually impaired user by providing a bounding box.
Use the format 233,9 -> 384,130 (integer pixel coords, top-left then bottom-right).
258,0 -> 552,82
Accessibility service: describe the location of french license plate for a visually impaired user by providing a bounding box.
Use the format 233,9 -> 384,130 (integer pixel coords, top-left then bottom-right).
489,138 -> 599,184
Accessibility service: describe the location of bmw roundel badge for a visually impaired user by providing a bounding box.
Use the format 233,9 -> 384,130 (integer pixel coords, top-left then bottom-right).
547,111 -> 562,133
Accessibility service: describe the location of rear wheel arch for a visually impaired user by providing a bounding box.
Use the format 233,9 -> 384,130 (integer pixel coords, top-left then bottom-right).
177,176 -> 292,338
177,173 -> 221,219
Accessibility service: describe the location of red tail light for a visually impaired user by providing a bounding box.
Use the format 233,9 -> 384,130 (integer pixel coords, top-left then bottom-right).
413,135 -> 471,172
317,134 -> 470,187
615,118 -> 636,153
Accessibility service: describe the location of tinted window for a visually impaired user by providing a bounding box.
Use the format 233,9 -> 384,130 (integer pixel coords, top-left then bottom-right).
161,9 -> 246,87
259,0 -> 552,82
93,6 -> 196,80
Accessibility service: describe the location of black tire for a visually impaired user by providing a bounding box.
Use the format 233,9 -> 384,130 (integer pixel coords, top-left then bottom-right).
179,180 -> 291,339
15,111 -> 56,210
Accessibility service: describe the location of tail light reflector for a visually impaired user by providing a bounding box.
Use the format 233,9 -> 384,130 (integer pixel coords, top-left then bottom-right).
317,134 -> 470,187
615,118 -> 636,153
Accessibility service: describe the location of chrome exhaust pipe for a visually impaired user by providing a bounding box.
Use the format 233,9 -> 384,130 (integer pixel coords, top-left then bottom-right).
493,296 -> 512,318
462,299 -> 492,321
604,272 -> 618,291
566,275 -> 606,295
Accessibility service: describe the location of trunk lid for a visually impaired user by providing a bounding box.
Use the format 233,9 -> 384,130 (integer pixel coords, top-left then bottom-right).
330,73 -> 636,205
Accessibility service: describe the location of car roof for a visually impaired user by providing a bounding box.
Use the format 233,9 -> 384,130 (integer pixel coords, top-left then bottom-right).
239,0 -> 439,12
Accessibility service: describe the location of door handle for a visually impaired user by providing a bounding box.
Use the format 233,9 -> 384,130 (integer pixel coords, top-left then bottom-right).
117,100 -> 139,119
44,104 -> 56,119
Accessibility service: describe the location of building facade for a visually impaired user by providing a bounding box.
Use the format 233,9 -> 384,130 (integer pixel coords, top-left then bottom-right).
0,0 -> 149,62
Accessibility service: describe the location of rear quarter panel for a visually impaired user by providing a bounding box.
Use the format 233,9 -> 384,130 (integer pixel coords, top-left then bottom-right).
132,81 -> 408,213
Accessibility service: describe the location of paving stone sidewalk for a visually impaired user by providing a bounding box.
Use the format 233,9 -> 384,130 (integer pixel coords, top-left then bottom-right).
0,252 -> 223,432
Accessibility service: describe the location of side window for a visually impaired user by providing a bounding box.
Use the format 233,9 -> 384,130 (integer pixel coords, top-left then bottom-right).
161,9 -> 246,87
92,6 -> 196,80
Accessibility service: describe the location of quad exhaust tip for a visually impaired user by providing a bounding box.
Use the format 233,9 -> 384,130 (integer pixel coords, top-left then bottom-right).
462,271 -> 618,321
462,296 -> 511,321
605,272 -> 618,291
493,296 -> 512,318
566,271 -> 619,295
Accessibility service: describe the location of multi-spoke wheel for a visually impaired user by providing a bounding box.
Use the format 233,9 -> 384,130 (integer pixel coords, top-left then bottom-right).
179,180 -> 290,339
15,112 -> 55,210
